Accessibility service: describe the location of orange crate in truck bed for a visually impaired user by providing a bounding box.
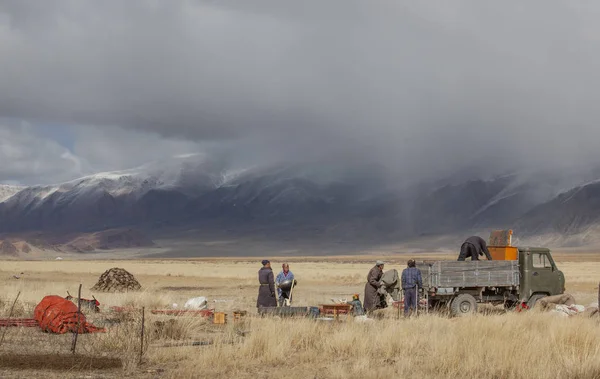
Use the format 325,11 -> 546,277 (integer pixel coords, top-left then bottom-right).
488,246 -> 518,261
488,230 -> 517,260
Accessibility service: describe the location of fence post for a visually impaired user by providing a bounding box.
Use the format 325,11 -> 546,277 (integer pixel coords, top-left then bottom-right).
0,291 -> 21,348
415,284 -> 419,317
71,284 -> 82,354
139,307 -> 145,365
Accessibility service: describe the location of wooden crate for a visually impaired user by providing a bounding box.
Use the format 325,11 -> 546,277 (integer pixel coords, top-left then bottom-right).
489,246 -> 518,261
213,312 -> 227,324
320,304 -> 352,320
233,310 -> 247,322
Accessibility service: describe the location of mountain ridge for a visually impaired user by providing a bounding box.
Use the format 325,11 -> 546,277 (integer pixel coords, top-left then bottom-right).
0,184 -> 24,202
1,155 -> 599,249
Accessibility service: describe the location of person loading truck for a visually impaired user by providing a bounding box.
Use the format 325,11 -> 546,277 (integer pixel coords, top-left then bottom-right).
458,236 -> 493,261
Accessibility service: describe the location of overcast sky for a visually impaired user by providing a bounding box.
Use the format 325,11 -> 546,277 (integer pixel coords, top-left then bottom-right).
2,0 -> 600,185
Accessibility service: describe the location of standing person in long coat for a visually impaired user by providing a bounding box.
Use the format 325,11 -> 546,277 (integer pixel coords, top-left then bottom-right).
363,260 -> 385,311
257,260 -> 277,308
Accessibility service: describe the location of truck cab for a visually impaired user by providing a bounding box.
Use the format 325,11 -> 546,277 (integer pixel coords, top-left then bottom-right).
518,247 -> 565,305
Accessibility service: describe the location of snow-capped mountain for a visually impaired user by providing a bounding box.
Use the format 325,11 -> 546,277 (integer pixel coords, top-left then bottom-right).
1,154 -> 600,246
0,154 -> 239,232
0,154 -> 408,237
0,185 -> 23,202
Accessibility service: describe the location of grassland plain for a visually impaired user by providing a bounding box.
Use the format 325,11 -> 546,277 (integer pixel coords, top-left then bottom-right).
0,252 -> 599,378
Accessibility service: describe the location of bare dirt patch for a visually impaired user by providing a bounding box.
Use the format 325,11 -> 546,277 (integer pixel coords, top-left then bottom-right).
0,354 -> 122,371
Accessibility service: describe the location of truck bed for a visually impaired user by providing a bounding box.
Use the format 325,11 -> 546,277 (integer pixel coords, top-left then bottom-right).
416,260 -> 519,289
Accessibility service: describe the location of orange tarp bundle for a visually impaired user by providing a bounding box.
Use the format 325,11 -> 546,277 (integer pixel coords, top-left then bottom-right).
34,295 -> 105,334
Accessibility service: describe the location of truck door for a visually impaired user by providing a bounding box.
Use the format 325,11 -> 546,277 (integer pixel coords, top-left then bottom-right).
529,252 -> 557,295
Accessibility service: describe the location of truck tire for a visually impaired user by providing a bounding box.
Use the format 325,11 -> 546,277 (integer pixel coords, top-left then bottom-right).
450,294 -> 477,317
527,294 -> 547,309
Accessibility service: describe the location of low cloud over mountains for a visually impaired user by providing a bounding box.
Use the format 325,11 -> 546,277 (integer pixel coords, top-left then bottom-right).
1,154 -> 599,248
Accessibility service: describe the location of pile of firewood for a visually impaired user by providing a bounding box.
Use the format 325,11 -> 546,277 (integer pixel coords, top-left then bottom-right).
91,267 -> 142,292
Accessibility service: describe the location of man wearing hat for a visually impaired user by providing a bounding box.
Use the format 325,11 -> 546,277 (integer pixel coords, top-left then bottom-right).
257,260 -> 277,308
363,260 -> 386,312
401,259 -> 423,317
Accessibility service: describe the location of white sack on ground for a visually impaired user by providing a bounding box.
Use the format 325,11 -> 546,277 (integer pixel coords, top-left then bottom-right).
184,296 -> 208,310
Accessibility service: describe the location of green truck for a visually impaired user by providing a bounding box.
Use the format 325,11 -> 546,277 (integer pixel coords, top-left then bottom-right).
416,247 -> 566,316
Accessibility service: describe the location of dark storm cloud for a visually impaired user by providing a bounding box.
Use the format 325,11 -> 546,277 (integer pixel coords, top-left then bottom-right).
2,0 -> 600,181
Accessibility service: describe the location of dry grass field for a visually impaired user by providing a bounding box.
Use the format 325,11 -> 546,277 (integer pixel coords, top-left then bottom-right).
0,251 -> 599,379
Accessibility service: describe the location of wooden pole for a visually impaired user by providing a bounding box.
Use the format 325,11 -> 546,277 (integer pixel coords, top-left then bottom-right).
139,307 -> 145,365
597,282 -> 599,317
426,266 -> 430,315
0,291 -> 21,348
71,284 -> 82,354
415,284 -> 419,317
397,292 -> 401,320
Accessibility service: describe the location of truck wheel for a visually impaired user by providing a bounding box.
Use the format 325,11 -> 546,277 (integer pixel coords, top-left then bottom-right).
527,294 -> 547,309
450,294 -> 477,317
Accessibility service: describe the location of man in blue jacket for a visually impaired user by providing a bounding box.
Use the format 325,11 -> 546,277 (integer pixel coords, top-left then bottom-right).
401,259 -> 423,317
275,263 -> 295,307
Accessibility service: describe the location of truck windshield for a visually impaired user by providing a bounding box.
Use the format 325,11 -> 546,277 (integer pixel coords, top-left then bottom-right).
532,253 -> 553,269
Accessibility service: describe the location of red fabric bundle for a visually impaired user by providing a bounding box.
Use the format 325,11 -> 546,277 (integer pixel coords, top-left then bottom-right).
34,295 -> 105,334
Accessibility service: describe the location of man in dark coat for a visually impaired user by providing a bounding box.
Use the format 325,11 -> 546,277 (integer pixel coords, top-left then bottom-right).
363,260 -> 385,312
458,236 -> 493,261
257,260 -> 277,308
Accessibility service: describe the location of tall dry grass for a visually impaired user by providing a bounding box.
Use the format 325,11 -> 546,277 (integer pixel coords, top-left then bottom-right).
164,313 -> 600,379
0,257 -> 598,378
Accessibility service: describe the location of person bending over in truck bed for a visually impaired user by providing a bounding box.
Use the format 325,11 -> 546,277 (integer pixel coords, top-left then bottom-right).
458,236 -> 492,261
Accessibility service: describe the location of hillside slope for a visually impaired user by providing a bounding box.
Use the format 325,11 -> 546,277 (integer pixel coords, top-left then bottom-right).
0,155 -> 598,246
